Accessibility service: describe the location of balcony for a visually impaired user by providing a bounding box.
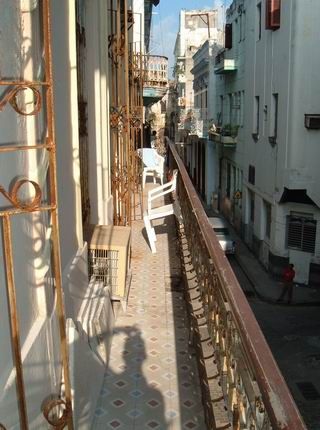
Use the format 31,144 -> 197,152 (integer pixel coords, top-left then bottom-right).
177,108 -> 209,138
92,142 -> 305,430
214,49 -> 237,74
209,124 -> 238,148
143,55 -> 168,106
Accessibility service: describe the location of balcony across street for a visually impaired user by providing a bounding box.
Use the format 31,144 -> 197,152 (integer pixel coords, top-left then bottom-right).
143,55 -> 168,106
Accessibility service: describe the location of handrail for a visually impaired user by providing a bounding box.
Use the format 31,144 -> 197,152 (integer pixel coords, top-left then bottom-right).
168,140 -> 306,429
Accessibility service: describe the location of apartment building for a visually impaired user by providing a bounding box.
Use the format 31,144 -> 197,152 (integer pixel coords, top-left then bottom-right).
215,0 -> 320,285
173,9 -> 221,140
188,40 -> 223,203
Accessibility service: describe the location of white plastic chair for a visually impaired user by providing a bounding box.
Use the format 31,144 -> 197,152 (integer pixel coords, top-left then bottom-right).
137,148 -> 165,188
143,170 -> 181,253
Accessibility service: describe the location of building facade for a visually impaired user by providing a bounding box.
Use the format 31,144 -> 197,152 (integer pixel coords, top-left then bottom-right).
0,0 -> 153,428
215,0 -> 320,285
173,9 -> 222,140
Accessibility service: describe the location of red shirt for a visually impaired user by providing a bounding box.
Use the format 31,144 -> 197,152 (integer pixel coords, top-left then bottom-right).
283,267 -> 295,282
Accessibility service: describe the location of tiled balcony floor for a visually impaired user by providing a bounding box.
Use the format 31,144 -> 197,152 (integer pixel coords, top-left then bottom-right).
92,211 -> 206,429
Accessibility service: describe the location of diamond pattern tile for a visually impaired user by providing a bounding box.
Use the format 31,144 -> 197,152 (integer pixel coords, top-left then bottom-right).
93,203 -> 206,430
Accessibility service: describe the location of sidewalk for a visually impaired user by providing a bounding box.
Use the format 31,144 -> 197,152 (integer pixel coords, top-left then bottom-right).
203,204 -> 320,306
233,231 -> 320,306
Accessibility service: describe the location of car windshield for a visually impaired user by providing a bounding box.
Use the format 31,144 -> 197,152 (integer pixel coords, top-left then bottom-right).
213,227 -> 229,235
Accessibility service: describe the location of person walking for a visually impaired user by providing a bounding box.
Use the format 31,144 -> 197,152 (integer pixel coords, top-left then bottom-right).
277,263 -> 295,304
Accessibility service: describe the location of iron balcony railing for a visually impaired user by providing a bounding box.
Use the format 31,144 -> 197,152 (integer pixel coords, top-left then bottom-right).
143,54 -> 168,86
177,108 -> 210,138
214,48 -> 237,74
167,141 -> 306,430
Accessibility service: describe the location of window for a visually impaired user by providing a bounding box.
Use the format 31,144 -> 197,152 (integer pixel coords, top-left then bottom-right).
240,90 -> 245,126
226,162 -> 231,198
229,93 -> 233,123
254,96 -> 260,134
218,95 -> 223,125
225,23 -> 233,49
236,92 -> 241,126
250,193 -> 255,223
270,93 -> 278,138
266,0 -> 281,30
264,201 -> 272,238
287,214 -> 317,253
234,18 -> 241,43
242,11 -> 246,40
248,165 -> 255,185
257,3 -> 262,40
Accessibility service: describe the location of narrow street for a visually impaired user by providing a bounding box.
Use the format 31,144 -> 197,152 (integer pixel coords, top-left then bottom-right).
228,256 -> 320,430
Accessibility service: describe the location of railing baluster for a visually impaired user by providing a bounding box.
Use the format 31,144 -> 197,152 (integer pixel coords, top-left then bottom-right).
168,140 -> 306,430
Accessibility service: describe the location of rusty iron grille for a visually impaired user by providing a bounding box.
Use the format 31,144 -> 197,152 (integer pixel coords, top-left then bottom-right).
0,1 -> 73,429
108,0 -> 144,226
167,141 -> 306,430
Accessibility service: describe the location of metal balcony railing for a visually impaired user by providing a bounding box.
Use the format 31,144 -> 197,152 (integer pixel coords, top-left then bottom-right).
214,48 -> 237,74
143,54 -> 168,88
167,141 -> 306,430
177,108 -> 210,138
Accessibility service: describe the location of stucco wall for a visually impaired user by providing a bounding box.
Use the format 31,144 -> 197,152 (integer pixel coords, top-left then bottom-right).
85,0 -> 113,226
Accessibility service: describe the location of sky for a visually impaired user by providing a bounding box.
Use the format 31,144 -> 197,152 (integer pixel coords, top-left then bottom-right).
149,0 -> 232,78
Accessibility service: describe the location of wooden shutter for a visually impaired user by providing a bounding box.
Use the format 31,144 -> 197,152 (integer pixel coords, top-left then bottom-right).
266,0 -> 281,30
225,23 -> 233,49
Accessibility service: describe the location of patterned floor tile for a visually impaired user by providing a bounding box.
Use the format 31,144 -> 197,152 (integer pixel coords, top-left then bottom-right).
93,210 -> 205,430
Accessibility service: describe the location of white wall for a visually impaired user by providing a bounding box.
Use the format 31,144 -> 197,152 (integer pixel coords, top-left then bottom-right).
51,0 -> 84,270
286,0 -> 320,207
85,0 -> 113,226
219,0 -> 320,279
132,0 -> 145,53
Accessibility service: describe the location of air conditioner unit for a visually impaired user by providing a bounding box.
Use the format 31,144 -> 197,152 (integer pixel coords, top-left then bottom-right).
88,225 -> 131,302
305,114 -> 320,130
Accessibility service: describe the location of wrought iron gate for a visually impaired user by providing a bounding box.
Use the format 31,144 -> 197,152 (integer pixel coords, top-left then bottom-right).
0,1 -> 73,428
108,0 -> 144,225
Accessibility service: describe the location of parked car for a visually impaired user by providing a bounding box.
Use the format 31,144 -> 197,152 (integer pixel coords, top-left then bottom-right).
208,217 -> 236,254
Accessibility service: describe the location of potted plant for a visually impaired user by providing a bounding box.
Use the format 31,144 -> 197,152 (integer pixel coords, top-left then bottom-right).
222,124 -> 239,138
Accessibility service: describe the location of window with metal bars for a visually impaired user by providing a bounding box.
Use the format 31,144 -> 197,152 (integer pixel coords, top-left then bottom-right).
287,215 -> 317,253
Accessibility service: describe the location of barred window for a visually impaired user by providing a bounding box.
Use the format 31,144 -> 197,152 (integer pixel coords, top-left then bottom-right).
287,215 -> 317,254
265,201 -> 272,238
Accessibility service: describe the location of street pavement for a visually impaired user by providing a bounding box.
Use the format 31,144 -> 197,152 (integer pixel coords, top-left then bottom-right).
233,229 -> 320,306
203,202 -> 320,305
222,216 -> 320,429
